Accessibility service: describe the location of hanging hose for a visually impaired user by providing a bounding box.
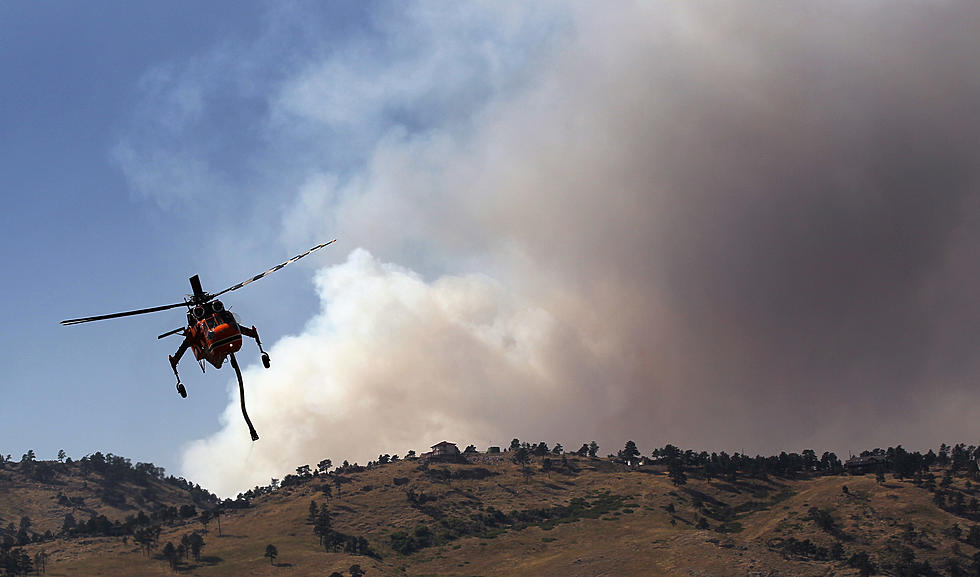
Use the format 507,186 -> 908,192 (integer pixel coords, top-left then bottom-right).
230,353 -> 259,441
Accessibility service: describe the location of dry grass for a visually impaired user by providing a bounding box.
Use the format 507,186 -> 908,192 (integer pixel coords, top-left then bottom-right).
7,457 -> 980,576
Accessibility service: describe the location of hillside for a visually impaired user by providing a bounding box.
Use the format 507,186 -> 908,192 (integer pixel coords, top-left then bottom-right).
0,452 -> 216,547
3,446 -> 979,576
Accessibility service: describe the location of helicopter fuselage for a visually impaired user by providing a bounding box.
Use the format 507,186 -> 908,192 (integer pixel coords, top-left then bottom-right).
187,309 -> 243,369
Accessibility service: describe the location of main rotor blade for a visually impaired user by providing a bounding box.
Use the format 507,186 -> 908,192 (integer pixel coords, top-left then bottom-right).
61,302 -> 187,326
211,240 -> 337,299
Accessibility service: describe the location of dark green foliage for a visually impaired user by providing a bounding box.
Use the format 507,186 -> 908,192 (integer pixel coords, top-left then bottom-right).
830,541 -> 845,560
188,532 -> 204,561
162,541 -> 178,571
322,532 -> 373,557
199,508 -> 213,533
668,460 -> 687,486
101,487 -> 126,507
314,506 -> 332,545
618,441 -> 640,462
770,537 -> 829,560
405,488 -> 436,506
808,507 -> 839,535
967,524 -> 980,548
714,521 -> 743,533
264,544 -> 278,565
349,564 -> 365,577
511,448 -> 531,468
390,492 -> 631,555
134,525 -> 162,556
317,459 -> 333,475
425,467 -> 498,482
61,513 -> 77,533
390,526 -> 436,555
848,551 -> 877,577
31,461 -> 56,483
311,504 -> 376,558
887,544 -> 932,577
0,547 -> 34,576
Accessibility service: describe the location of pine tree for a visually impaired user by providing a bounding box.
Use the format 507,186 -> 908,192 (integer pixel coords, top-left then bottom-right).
668,460 -> 687,486
188,533 -> 205,562
314,506 -> 333,546
162,542 -> 178,571
619,440 -> 640,462
588,441 -> 599,458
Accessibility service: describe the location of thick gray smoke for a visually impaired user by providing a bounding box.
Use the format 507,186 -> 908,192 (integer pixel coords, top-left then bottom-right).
181,3 -> 980,496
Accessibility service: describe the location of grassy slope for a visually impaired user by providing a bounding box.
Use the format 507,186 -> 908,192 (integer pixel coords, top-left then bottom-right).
14,457 -> 980,576
0,463 -> 205,537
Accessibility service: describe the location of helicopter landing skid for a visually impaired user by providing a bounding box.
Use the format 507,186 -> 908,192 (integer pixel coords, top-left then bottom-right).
241,325 -> 271,369
169,354 -> 186,398
230,352 -> 260,441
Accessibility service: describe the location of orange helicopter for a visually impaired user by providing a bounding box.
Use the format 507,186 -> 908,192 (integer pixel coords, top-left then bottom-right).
61,240 -> 336,441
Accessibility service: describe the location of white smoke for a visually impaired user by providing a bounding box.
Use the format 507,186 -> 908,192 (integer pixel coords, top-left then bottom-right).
181,249 -> 595,496
177,2 -> 980,496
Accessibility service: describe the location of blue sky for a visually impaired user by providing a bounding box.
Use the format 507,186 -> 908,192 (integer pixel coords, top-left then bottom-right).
3,2 -> 979,496
0,2 -> 562,482
0,2 -> 366,467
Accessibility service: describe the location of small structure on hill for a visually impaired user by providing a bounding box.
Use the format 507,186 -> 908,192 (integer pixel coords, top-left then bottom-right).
431,441 -> 460,457
421,441 -> 468,463
844,453 -> 887,475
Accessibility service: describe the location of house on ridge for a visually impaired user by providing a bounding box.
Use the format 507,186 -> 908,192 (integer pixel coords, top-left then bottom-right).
431,441 -> 460,457
421,441 -> 468,463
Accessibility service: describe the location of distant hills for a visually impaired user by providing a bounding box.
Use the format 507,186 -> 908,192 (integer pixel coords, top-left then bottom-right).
1,441 -> 978,576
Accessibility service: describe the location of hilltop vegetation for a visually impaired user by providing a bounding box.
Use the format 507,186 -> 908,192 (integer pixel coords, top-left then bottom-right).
0,449 -> 220,575
2,441 -> 980,576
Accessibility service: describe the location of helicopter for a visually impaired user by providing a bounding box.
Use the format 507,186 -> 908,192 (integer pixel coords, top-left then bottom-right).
61,240 -> 337,441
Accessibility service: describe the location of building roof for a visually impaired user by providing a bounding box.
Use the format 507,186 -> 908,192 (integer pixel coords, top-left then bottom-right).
431,441 -> 458,449
845,454 -> 887,467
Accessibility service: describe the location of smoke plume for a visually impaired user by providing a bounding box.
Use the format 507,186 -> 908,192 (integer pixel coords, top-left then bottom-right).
180,2 -> 980,495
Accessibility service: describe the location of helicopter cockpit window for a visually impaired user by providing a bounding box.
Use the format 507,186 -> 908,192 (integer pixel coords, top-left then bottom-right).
206,318 -> 218,329
218,311 -> 237,326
